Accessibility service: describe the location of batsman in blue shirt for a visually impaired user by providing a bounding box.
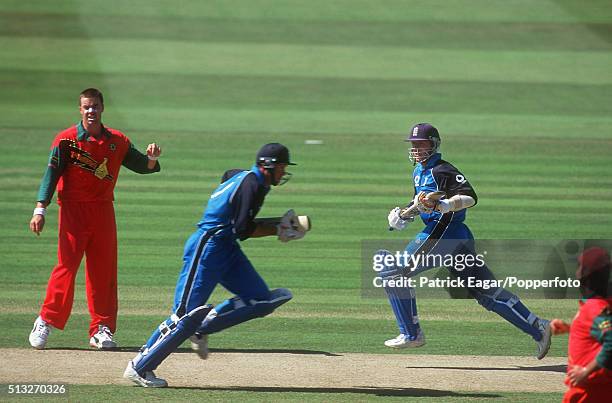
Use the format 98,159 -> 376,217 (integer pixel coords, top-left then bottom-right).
383,123 -> 552,358
124,143 -> 306,387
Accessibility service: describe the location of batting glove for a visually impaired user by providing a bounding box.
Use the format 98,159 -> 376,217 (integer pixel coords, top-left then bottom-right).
278,209 -> 296,227
277,209 -> 305,242
415,191 -> 437,214
278,227 -> 305,242
388,207 -> 410,231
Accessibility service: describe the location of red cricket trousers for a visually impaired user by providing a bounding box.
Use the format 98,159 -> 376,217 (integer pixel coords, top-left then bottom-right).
40,201 -> 118,337
564,384 -> 612,402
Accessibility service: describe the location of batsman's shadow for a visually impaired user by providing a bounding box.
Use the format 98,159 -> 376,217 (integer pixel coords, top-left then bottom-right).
171,385 -> 500,398
176,347 -> 342,357
44,347 -> 142,353
405,364 -> 566,373
44,347 -> 342,357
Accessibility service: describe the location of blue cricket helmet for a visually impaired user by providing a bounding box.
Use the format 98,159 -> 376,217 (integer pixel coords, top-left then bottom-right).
405,123 -> 441,163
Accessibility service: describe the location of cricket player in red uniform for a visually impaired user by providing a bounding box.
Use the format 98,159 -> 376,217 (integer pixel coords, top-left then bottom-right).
550,247 -> 612,402
28,88 -> 162,350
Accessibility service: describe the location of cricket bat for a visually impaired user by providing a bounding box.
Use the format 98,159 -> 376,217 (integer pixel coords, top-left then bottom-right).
255,215 -> 312,232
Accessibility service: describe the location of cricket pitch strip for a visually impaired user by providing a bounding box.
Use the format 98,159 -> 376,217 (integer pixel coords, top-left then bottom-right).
1,348 -> 566,394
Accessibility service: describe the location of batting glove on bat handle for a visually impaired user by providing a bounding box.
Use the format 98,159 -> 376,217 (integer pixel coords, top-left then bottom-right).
278,227 -> 305,242
388,207 -> 410,231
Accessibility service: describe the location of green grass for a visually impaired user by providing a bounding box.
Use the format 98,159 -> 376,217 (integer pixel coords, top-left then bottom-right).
1,385 -> 565,403
2,0 -> 612,401
0,298 -> 574,357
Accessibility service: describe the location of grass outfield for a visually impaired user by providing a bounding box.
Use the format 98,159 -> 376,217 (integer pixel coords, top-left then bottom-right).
1,385 -> 565,403
1,0 -> 612,401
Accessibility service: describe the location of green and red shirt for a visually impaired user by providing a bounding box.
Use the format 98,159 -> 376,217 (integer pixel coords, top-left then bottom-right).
566,297 -> 612,387
37,122 -> 159,204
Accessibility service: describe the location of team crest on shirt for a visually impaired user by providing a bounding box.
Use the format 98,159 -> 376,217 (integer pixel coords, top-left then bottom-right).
58,139 -> 113,181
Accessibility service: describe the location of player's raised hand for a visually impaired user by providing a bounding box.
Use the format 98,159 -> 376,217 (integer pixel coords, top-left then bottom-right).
146,143 -> 162,160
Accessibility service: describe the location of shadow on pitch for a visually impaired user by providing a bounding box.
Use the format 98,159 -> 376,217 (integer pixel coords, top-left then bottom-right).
168,347 -> 342,357
44,346 -> 341,356
202,347 -> 342,357
171,385 -> 500,398
44,347 -> 139,353
405,364 -> 566,373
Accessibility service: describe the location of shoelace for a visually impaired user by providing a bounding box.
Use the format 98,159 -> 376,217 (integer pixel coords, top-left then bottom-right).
35,322 -> 49,336
98,326 -> 114,340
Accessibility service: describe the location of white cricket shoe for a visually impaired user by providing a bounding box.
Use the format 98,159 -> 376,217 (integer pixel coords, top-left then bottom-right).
534,319 -> 552,360
29,316 -> 51,350
123,360 -> 168,388
384,330 -> 426,349
89,325 -> 117,350
189,333 -> 209,360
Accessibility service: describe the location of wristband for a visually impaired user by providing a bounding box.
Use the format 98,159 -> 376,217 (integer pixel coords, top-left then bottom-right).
147,155 -> 159,161
33,207 -> 46,216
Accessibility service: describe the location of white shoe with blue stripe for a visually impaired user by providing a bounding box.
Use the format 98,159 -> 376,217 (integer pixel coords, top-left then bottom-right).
123,360 -> 168,388
384,330 -> 426,348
